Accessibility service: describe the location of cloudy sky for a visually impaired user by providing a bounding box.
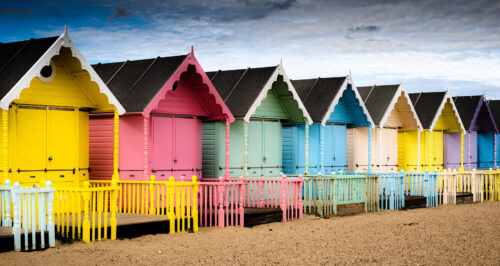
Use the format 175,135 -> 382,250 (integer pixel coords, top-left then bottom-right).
1,0 -> 499,97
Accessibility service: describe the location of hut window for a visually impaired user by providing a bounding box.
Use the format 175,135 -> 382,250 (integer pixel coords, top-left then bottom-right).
39,63 -> 56,83
172,81 -> 178,91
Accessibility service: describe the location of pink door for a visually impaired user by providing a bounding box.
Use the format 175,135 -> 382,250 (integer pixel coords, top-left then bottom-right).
152,115 -> 173,179
172,116 -> 200,179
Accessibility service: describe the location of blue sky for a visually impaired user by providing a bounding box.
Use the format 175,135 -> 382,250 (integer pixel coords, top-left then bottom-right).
1,0 -> 500,98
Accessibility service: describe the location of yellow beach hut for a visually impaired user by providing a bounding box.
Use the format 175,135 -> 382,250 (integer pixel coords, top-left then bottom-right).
409,91 -> 464,171
357,83 -> 422,173
0,27 -> 125,187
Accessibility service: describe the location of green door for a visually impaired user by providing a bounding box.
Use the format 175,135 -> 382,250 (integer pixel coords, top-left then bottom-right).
263,120 -> 281,177
247,120 -> 263,177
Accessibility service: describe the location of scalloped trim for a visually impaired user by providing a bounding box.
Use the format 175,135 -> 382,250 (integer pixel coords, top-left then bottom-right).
429,90 -> 465,133
379,83 -> 423,131
243,63 -> 313,124
0,27 -> 126,114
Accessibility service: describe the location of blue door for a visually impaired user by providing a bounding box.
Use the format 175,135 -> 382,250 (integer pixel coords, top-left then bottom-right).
478,132 -> 494,169
323,125 -> 335,175
333,124 -> 347,173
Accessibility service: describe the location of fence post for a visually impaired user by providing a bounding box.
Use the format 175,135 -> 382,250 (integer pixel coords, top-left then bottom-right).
317,173 -> 324,217
110,180 -> 118,240
298,174 -> 304,219
12,182 -> 21,251
259,180 -> 265,208
45,181 -> 55,247
471,168 -> 477,202
238,176 -> 245,227
332,172 -> 337,216
82,181 -> 91,243
496,169 -> 500,201
488,168 -> 493,201
167,177 -> 175,234
149,175 -> 156,215
3,180 -> 11,227
280,174 -> 287,222
191,176 -> 199,232
218,176 -> 225,228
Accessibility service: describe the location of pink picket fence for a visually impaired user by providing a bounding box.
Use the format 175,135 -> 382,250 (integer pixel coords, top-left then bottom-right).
198,178 -> 245,228
199,175 -> 303,226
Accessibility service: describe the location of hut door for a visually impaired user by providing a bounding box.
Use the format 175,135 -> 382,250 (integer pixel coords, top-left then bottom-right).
323,125 -> 334,174
247,120 -> 262,177
16,106 -> 47,182
263,120 -> 281,177
172,116 -> 199,178
46,107 -> 77,184
152,115 -> 173,178
433,130 -> 444,171
478,132 -> 494,169
385,128 -> 398,172
333,124 -> 347,173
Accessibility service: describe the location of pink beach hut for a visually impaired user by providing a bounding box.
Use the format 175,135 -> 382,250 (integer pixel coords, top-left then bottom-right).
89,49 -> 234,181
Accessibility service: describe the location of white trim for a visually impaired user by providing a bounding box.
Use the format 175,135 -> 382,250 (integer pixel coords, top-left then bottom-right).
243,63 -> 313,124
0,27 -> 126,115
320,74 -> 375,128
429,90 -> 465,133
379,83 -> 423,131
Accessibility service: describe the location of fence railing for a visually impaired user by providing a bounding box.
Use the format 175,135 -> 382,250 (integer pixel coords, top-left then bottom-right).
294,173 -> 379,218
404,170 -> 439,207
54,181 -> 119,243
438,170 -> 483,205
481,169 -> 500,201
1,180 -> 12,227
198,177 -> 244,228
0,180 -> 56,251
90,176 -> 199,234
379,171 -> 405,210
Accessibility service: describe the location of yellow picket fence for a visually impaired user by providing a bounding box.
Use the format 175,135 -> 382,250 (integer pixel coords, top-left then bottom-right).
90,175 -> 199,234
53,181 -> 119,243
481,169 -> 500,201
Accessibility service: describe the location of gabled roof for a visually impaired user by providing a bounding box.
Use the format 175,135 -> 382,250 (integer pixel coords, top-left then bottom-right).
453,95 -> 498,133
409,91 -> 464,131
207,63 -> 312,124
488,100 -> 500,131
357,85 -> 399,126
93,50 -> 234,121
291,77 -> 346,123
0,27 -> 125,114
358,83 -> 422,130
290,75 -> 373,127
452,96 -> 481,130
93,55 -> 188,112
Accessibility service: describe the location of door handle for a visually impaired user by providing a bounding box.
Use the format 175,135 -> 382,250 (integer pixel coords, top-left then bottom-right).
263,157 -> 267,162
173,157 -> 178,162
333,156 -> 336,160
48,156 -> 53,161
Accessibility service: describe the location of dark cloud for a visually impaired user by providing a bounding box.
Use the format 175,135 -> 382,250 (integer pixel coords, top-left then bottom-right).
108,7 -> 135,20
0,8 -> 34,14
349,25 -> 381,33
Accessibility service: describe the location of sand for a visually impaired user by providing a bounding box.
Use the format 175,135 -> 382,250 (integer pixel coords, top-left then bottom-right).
2,202 -> 500,265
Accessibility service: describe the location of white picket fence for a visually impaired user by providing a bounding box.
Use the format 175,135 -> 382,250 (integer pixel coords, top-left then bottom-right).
438,170 -> 483,205
0,180 -> 55,251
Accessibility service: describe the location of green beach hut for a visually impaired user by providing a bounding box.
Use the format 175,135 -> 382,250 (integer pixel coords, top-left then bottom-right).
202,63 -> 312,178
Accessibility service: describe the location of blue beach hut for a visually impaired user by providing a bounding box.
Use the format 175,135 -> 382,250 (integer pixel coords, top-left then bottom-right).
282,75 -> 374,175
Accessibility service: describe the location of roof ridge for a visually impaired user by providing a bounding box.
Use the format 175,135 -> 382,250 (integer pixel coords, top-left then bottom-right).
210,70 -> 221,81
364,84 -> 376,102
122,57 -> 160,101
0,38 -> 34,77
105,60 -> 128,86
303,77 -> 320,103
413,91 -> 423,107
224,67 -> 249,102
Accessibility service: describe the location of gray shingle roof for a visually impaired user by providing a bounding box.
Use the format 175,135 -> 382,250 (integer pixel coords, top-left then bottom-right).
409,92 -> 447,129
358,85 -> 399,126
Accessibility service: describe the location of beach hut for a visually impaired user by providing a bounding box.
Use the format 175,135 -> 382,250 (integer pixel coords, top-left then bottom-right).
486,100 -> 500,169
409,91 -> 465,171
0,27 -> 125,187
452,96 -> 497,170
357,84 -> 422,173
281,75 -> 373,175
90,49 -> 234,181
202,63 -> 312,178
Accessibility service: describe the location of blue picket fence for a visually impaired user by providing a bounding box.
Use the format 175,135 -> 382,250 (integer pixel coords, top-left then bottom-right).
378,170 -> 439,210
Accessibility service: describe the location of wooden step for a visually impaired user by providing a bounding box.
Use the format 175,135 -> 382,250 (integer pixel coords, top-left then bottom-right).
456,192 -> 473,204
336,203 -> 365,216
244,207 -> 282,227
404,196 -> 427,209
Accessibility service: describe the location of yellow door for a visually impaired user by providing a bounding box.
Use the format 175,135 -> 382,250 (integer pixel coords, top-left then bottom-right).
15,106 -> 47,182
433,130 -> 444,171
47,107 -> 77,186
